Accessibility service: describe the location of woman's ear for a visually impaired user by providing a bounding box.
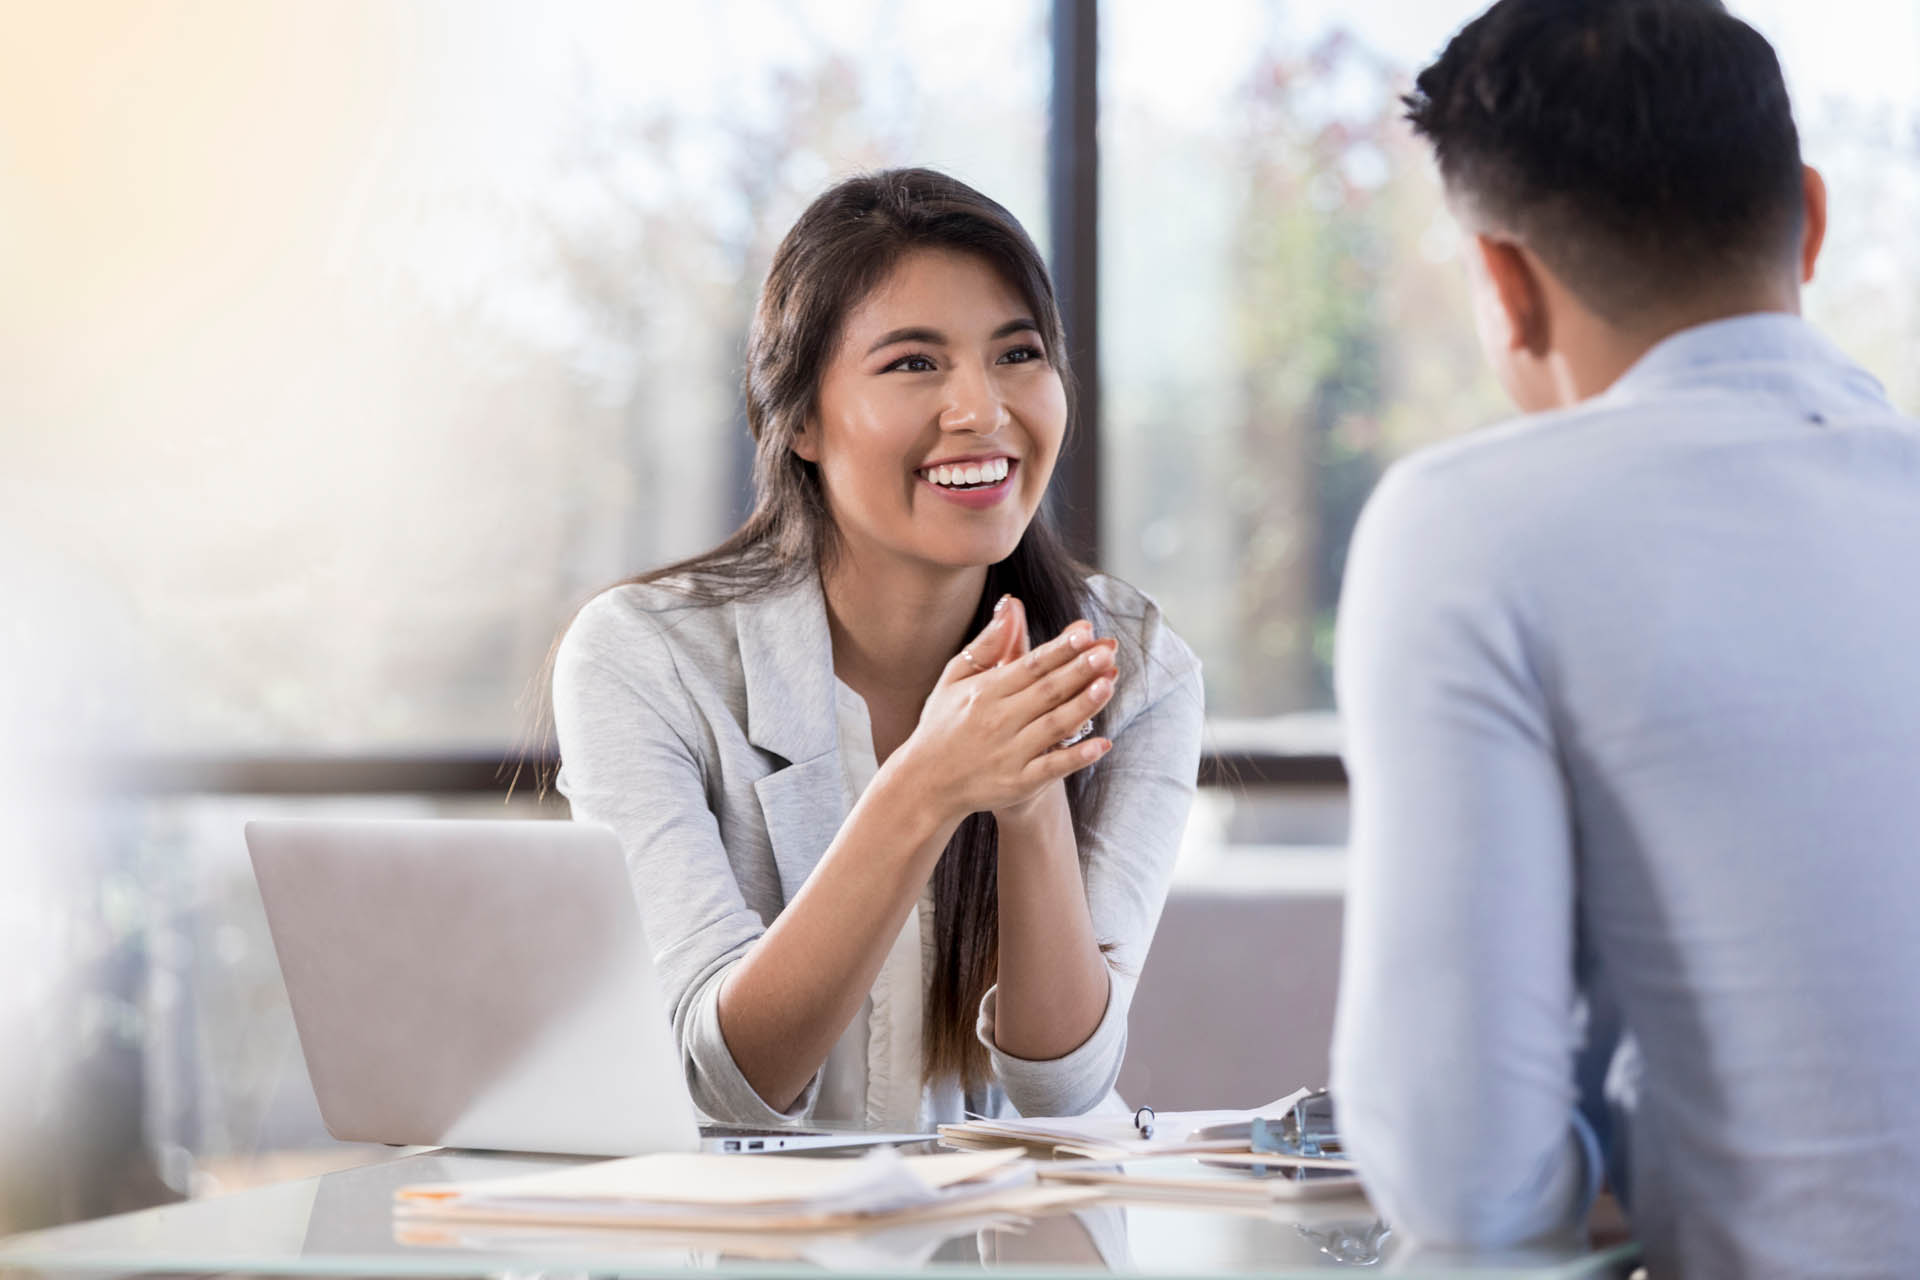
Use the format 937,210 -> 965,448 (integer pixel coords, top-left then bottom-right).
790,418 -> 822,463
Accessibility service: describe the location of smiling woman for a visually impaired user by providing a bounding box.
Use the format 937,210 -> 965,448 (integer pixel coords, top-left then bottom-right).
549,169 -> 1204,1131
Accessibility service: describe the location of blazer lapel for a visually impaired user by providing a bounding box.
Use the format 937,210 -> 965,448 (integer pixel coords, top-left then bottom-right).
752,757 -> 847,905
737,572 -> 849,904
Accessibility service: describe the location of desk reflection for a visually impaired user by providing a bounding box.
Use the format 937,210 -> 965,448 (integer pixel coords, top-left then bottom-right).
0,1150 -> 1628,1277
387,1199 -> 1128,1271
347,1156 -> 1402,1272
979,1204 -> 1128,1269
1295,1218 -> 1392,1266
389,1201 -> 1409,1274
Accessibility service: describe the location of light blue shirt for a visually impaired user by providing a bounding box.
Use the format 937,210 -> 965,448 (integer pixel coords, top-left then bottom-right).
1330,315 -> 1920,1277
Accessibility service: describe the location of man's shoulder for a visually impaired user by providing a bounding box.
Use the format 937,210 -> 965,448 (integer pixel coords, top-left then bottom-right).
1385,398 -> 1645,503
1348,397 -> 1702,612
1367,390 -> 1716,555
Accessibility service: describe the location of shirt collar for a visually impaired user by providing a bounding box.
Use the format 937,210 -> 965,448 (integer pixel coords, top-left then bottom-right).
1601,312 -> 1894,423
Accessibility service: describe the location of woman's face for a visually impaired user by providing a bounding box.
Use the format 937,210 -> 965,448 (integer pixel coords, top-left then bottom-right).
799,248 -> 1067,574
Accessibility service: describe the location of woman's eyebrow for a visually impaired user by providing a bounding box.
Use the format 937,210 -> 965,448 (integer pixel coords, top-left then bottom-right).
866,326 -> 945,355
864,318 -> 1041,356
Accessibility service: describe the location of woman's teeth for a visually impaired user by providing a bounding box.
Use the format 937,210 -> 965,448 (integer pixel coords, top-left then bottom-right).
920,457 -> 1011,489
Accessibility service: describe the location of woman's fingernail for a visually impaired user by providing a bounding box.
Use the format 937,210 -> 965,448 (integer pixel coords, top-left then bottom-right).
994,595 -> 1011,615
1090,677 -> 1112,699
1086,646 -> 1114,671
1068,624 -> 1092,650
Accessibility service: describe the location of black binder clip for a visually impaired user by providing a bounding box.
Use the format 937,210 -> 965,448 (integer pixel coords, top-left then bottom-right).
1132,1104 -> 1155,1140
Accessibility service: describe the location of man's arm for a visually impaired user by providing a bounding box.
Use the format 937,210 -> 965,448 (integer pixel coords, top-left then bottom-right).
1329,462 -> 1603,1248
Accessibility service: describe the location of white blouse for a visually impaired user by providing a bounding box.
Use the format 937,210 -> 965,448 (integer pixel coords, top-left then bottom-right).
814,678 -> 968,1132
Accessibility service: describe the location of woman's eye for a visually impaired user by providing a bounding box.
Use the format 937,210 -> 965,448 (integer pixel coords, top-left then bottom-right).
998,345 -> 1044,365
885,353 -> 937,373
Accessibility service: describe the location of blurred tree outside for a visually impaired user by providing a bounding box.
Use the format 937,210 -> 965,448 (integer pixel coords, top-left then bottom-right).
1106,14 -> 1506,720
528,54 -> 899,550
1229,29 -> 1507,713
1111,0 -> 1918,719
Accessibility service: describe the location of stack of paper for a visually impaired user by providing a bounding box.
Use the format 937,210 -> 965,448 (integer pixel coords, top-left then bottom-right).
393,1147 -> 1095,1233
1037,1157 -> 1362,1208
938,1089 -> 1316,1160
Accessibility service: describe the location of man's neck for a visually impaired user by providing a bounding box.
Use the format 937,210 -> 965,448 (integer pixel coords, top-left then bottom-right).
819,544 -> 986,704
1547,285 -> 1801,408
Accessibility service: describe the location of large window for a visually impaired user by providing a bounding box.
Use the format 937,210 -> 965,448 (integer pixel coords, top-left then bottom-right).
3,1 -> 1047,753
7,1 -> 1912,752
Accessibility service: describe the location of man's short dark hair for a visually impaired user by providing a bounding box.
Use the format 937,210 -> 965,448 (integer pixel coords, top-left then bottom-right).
1405,0 -> 1804,323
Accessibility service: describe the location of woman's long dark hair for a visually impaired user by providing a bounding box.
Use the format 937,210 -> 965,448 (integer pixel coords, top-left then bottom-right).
542,168 -> 1105,1090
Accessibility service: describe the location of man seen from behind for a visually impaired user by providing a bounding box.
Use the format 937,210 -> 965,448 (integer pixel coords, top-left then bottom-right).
1330,2 -> 1920,1275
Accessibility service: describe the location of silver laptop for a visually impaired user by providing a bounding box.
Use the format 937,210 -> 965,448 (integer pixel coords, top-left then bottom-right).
246,818 -> 928,1157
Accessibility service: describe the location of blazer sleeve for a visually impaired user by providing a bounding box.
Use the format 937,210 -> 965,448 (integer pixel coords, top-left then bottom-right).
976,586 -> 1205,1116
552,594 -> 824,1126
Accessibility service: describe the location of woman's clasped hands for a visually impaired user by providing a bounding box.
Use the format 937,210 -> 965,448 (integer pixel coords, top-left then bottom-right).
890,596 -> 1117,825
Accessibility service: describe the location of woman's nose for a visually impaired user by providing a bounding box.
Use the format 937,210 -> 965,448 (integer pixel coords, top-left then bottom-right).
937,361 -> 1009,434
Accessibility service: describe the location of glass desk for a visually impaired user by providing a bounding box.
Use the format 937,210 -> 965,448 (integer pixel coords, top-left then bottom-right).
0,1150 -> 1640,1279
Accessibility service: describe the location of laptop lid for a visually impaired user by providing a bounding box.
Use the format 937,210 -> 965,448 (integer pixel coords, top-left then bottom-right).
247,818 -> 702,1157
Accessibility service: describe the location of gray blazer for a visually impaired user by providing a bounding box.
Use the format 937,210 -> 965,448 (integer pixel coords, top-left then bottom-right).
552,568 -> 1203,1125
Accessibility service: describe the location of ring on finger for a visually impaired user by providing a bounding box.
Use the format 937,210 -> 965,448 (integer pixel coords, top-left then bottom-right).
1055,718 -> 1096,750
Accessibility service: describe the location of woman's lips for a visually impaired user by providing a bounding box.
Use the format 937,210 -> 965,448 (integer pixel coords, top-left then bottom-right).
916,459 -> 1018,509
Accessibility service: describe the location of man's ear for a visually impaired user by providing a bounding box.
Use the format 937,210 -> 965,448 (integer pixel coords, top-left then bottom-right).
1799,164 -> 1828,286
1471,234 -> 1550,358
790,418 -> 821,463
